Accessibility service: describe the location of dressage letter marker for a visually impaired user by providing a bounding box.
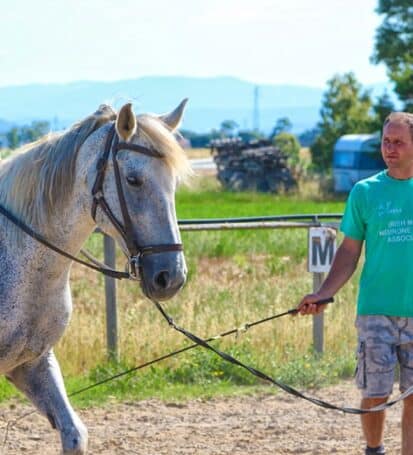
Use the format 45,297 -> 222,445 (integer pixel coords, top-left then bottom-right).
308,227 -> 337,273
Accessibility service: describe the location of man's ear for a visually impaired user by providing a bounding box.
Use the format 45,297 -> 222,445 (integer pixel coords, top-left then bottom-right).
116,103 -> 137,141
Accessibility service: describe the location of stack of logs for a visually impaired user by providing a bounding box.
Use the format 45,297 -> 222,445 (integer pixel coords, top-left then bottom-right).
210,138 -> 297,193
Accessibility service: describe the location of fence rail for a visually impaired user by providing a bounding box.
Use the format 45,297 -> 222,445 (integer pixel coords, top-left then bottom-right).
178,213 -> 343,225
103,213 -> 343,360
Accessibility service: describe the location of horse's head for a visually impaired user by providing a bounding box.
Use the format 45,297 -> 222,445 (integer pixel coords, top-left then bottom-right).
88,101 -> 191,301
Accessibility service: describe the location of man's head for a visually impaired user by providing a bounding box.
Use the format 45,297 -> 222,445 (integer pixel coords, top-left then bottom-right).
382,112 -> 413,178
384,112 -> 413,142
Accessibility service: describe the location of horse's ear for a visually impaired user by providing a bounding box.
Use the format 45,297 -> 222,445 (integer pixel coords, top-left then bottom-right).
159,98 -> 188,131
116,103 -> 137,141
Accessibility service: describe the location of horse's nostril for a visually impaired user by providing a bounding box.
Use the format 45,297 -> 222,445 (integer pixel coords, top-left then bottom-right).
155,271 -> 170,289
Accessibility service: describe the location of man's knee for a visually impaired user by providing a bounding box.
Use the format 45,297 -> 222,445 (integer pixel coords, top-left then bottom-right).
362,396 -> 389,409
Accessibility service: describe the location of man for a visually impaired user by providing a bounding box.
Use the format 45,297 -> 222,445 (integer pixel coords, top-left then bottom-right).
298,112 -> 413,455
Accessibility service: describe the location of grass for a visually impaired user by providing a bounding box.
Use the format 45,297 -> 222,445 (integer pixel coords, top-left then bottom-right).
0,148 -> 11,160
178,176 -> 344,219
0,175 -> 355,407
184,147 -> 211,159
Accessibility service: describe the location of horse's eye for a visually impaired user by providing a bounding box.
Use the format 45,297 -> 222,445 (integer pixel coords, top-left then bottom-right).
126,175 -> 143,187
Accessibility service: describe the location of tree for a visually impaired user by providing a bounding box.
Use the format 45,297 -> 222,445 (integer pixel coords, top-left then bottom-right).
5,121 -> 50,149
237,129 -> 264,143
273,132 -> 301,166
371,90 -> 395,131
270,117 -> 292,138
298,127 -> 320,147
310,73 -> 374,169
20,121 -> 50,143
372,0 -> 413,111
6,127 -> 19,149
220,120 -> 239,137
180,128 -> 221,148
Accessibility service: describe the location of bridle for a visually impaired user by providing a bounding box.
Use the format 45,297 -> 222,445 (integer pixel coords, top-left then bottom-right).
0,123 -> 183,281
90,124 -> 183,279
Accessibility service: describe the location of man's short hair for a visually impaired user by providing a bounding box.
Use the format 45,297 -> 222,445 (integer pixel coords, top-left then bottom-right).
384,112 -> 413,142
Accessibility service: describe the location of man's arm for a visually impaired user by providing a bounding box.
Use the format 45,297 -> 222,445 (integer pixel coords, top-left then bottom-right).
297,236 -> 363,315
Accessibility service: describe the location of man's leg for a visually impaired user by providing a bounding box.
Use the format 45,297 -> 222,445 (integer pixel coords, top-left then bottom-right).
355,316 -> 398,454
360,397 -> 388,449
398,319 -> 413,455
402,394 -> 413,454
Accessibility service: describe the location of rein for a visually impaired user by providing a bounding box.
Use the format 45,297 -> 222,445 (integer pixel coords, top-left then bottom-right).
66,297 -> 413,415
0,202 -> 129,279
150,297 -> 413,415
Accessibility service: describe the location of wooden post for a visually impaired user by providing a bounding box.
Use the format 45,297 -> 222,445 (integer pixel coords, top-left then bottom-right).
104,234 -> 118,362
312,272 -> 325,354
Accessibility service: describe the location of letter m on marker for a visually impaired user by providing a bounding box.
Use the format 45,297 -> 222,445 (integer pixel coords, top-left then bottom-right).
308,227 -> 337,273
312,236 -> 333,264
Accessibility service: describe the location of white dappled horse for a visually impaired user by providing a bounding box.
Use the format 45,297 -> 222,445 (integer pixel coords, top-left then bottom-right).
0,100 -> 191,453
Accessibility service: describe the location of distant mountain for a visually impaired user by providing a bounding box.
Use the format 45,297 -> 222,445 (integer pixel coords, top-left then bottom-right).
0,76 -> 397,134
0,118 -> 14,134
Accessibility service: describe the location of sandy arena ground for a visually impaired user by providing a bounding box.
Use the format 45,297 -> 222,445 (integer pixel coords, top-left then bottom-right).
0,381 -> 403,454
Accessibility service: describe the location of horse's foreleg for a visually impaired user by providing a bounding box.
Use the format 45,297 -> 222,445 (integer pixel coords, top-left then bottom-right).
6,350 -> 88,454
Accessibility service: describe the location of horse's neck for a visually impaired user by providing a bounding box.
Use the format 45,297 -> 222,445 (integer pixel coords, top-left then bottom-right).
4,151 -> 98,280
46,190 -> 95,254
15,191 -> 95,280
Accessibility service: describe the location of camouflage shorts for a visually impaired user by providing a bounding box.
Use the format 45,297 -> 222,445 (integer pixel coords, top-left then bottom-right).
355,315 -> 413,398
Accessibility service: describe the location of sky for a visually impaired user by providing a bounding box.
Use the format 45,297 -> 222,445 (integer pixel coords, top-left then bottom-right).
0,0 -> 388,89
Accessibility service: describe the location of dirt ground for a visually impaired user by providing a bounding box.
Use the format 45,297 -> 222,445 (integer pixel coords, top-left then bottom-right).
0,381 -> 403,454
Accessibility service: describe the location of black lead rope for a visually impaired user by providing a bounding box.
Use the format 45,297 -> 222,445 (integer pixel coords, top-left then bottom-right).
67,302 -> 313,397
150,297 -> 413,415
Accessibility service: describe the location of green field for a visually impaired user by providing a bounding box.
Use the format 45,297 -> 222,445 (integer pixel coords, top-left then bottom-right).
0,176 -> 357,407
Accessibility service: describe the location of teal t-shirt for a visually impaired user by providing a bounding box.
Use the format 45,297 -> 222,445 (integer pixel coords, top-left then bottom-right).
341,170 -> 413,316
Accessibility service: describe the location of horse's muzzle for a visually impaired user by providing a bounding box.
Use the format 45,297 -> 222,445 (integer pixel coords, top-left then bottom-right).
139,253 -> 187,301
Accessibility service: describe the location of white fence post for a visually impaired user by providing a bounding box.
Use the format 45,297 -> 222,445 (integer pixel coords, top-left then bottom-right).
312,272 -> 325,353
308,227 -> 337,353
104,234 -> 118,361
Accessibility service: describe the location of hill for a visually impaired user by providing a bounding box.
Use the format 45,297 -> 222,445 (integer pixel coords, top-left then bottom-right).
0,76 -> 395,134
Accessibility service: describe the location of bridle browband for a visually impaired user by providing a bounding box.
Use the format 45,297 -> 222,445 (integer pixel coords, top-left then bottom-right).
0,123 -> 183,281
91,124 -> 183,279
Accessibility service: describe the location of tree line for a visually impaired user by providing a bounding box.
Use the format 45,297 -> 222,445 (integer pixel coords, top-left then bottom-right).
1,121 -> 50,150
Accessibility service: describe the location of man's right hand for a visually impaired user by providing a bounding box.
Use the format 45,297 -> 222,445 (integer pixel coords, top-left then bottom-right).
296,294 -> 330,315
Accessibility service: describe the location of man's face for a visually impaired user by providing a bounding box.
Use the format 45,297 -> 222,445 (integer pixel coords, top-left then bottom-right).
381,121 -> 413,171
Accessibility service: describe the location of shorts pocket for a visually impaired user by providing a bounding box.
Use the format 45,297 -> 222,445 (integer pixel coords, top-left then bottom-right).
366,343 -> 395,374
355,340 -> 366,389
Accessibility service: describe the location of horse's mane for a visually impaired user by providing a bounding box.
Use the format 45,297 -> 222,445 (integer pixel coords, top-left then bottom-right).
0,104 -> 191,239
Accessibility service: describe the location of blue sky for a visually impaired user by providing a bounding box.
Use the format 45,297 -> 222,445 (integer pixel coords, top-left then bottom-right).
0,0 -> 387,88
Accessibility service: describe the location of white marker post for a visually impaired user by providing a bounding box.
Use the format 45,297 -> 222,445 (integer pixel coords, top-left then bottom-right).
308,227 -> 337,353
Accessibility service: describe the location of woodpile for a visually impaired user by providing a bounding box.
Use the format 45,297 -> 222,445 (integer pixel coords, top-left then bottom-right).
210,138 -> 297,193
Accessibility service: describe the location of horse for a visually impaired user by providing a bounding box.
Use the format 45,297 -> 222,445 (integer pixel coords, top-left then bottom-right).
0,100 -> 191,453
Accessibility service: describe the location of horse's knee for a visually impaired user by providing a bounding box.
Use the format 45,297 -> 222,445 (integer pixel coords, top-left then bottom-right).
61,419 -> 88,454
